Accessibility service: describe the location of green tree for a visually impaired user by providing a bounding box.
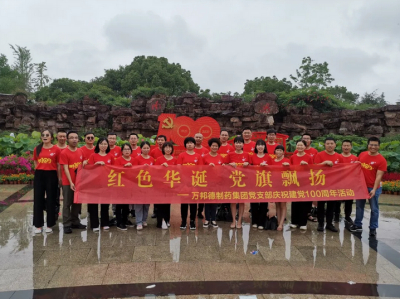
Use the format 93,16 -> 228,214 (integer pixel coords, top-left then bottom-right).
0,54 -> 20,93
290,56 -> 334,89
33,62 -> 51,90
9,44 -> 35,92
358,90 -> 387,107
243,76 -> 294,95
323,85 -> 359,104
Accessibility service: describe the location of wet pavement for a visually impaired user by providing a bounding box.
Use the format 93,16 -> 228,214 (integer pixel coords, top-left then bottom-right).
0,185 -> 399,299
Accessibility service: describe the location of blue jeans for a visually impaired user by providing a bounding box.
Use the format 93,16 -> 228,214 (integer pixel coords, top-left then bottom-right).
354,187 -> 381,229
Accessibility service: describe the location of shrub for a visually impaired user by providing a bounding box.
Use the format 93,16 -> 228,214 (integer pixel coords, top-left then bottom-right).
0,155 -> 33,175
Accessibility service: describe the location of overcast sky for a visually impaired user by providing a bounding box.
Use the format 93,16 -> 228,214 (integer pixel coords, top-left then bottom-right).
1,0 -> 399,103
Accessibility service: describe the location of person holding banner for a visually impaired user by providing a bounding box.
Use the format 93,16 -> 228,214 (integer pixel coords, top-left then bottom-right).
55,130 -> 67,220
271,145 -> 290,230
154,141 -> 177,229
133,141 -> 155,230
129,133 -> 141,158
314,137 -> 344,232
85,138 -> 114,232
350,137 -> 387,237
194,133 -> 209,218
218,130 -> 234,159
114,143 -> 136,231
289,140 -> 313,231
249,139 -> 272,229
226,136 -> 250,229
202,138 -> 224,228
33,129 -> 60,234
107,132 -> 121,159
242,128 -> 256,154
150,135 -> 167,159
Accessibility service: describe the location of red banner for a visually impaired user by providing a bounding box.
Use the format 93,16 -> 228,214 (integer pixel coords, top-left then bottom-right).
74,164 -> 369,204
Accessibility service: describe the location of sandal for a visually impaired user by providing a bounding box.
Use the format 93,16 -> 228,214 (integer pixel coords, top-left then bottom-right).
236,223 -> 242,229
230,222 -> 236,229
277,225 -> 283,231
308,215 -> 317,222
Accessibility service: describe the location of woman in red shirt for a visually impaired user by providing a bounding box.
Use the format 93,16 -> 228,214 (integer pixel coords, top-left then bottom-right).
271,145 -> 290,230
202,138 -> 224,228
85,138 -> 114,232
177,137 -> 203,230
114,143 -> 135,231
33,129 -> 60,234
155,142 -> 177,229
289,140 -> 313,231
133,141 -> 155,230
226,136 -> 249,229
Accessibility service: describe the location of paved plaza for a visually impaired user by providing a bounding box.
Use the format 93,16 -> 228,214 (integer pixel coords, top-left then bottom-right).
0,184 -> 399,298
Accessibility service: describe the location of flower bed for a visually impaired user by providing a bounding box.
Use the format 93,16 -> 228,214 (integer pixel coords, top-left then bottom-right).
0,173 -> 34,184
382,172 -> 400,181
0,154 -> 34,175
382,180 -> 400,195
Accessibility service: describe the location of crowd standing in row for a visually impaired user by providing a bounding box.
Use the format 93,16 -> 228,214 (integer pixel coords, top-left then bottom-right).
32,128 -> 387,237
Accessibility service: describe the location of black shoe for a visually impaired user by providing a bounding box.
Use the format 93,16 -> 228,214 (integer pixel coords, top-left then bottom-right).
369,229 -> 377,237
64,226 -> 72,234
117,223 -> 127,231
71,223 -> 86,229
326,224 -> 338,232
109,218 -> 117,226
180,222 -> 186,229
317,223 -> 324,231
125,220 -> 134,227
151,213 -> 157,219
197,213 -> 204,219
334,215 -> 340,223
345,216 -> 354,225
349,225 -> 362,232
130,210 -> 135,218
190,220 -> 196,230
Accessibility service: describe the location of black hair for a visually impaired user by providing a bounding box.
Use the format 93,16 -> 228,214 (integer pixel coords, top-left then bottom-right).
140,141 -> 151,148
67,130 -> 78,139
94,138 -> 110,154
255,139 -> 267,154
162,141 -> 175,155
184,137 -> 196,148
242,127 -> 252,133
342,140 -> 352,146
57,130 -> 67,134
302,133 -> 312,139
296,140 -> 307,147
368,136 -> 381,145
157,135 -> 167,141
267,129 -> 276,135
274,145 -> 285,153
36,129 -> 54,156
129,133 -> 139,138
120,143 -> 132,154
234,136 -> 245,144
208,138 -> 221,148
107,132 -> 117,137
84,131 -> 94,137
325,137 -> 336,143
220,130 -> 229,134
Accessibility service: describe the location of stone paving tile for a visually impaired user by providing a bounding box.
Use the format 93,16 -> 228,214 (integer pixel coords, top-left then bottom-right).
155,262 -> 204,282
258,245 -> 307,262
0,250 -> 44,270
179,245 -> 221,262
218,245 -> 265,264
113,231 -> 157,247
102,262 -> 155,284
248,264 -> 302,281
35,248 -> 91,267
18,189 -> 34,201
132,245 -> 174,262
199,262 -> 253,281
0,185 -> 26,202
292,266 -> 351,283
263,295 -> 317,299
86,247 -> 134,264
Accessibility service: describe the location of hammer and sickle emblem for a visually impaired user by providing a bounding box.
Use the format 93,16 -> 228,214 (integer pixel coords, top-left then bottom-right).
162,117 -> 174,129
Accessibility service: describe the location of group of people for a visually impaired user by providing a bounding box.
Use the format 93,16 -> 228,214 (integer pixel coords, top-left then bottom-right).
32,127 -> 387,237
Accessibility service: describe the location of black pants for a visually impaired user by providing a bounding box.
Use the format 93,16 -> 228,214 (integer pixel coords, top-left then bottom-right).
33,170 -> 58,228
205,204 -> 218,221
334,200 -> 353,218
56,186 -> 61,214
155,204 -> 171,227
317,201 -> 335,225
115,204 -> 129,226
291,201 -> 312,227
88,204 -> 110,229
181,204 -> 197,224
198,203 -> 204,214
251,202 -> 268,226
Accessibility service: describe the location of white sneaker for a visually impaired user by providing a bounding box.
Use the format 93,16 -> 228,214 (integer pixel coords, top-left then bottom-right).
34,227 -> 42,234
162,220 -> 168,230
142,222 -> 148,227
258,226 -> 264,230
252,224 -> 258,228
300,225 -> 307,230
102,226 -> 110,230
45,227 -> 53,233
289,224 -> 298,228
167,222 -> 171,227
137,224 -> 143,230
93,227 -> 100,232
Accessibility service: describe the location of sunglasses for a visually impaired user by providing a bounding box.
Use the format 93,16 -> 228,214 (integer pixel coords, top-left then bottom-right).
41,134 -> 50,137
86,136 -> 94,140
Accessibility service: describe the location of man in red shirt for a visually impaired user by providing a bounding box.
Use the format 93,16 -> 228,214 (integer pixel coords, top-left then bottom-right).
294,133 -> 318,160
335,140 -> 358,224
266,129 -> 278,157
150,135 -> 166,159
218,130 -> 234,159
108,132 -> 121,159
129,133 -> 141,157
242,127 -> 256,155
80,132 -> 95,161
350,137 -> 387,236
314,137 -> 344,232
54,130 -> 67,219
194,133 -> 209,157
55,130 -> 67,150
59,131 -> 86,234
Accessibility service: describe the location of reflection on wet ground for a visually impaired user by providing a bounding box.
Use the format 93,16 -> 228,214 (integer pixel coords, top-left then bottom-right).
0,185 -> 399,298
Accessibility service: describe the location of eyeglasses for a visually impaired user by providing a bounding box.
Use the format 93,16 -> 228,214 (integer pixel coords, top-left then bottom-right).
41,134 -> 50,137
86,136 -> 94,140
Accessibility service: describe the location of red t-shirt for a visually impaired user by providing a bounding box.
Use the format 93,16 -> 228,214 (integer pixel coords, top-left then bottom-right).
270,158 -> 291,165
59,148 -> 83,185
243,141 -> 256,155
150,147 -> 163,159
295,147 -> 318,161
358,151 -> 387,188
203,153 -> 224,166
341,154 -> 358,164
80,145 -> 95,161
226,152 -> 250,166
314,151 -> 344,165
55,144 -> 67,152
194,146 -> 209,157
115,156 -> 134,167
109,146 -> 121,159
33,145 -> 60,171
155,156 -> 178,166
133,155 -> 155,165
130,146 -> 142,158
218,144 -> 235,160
290,154 -> 314,165
250,154 -> 273,166
88,153 -> 114,165
177,152 -> 203,165
266,143 -> 278,155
